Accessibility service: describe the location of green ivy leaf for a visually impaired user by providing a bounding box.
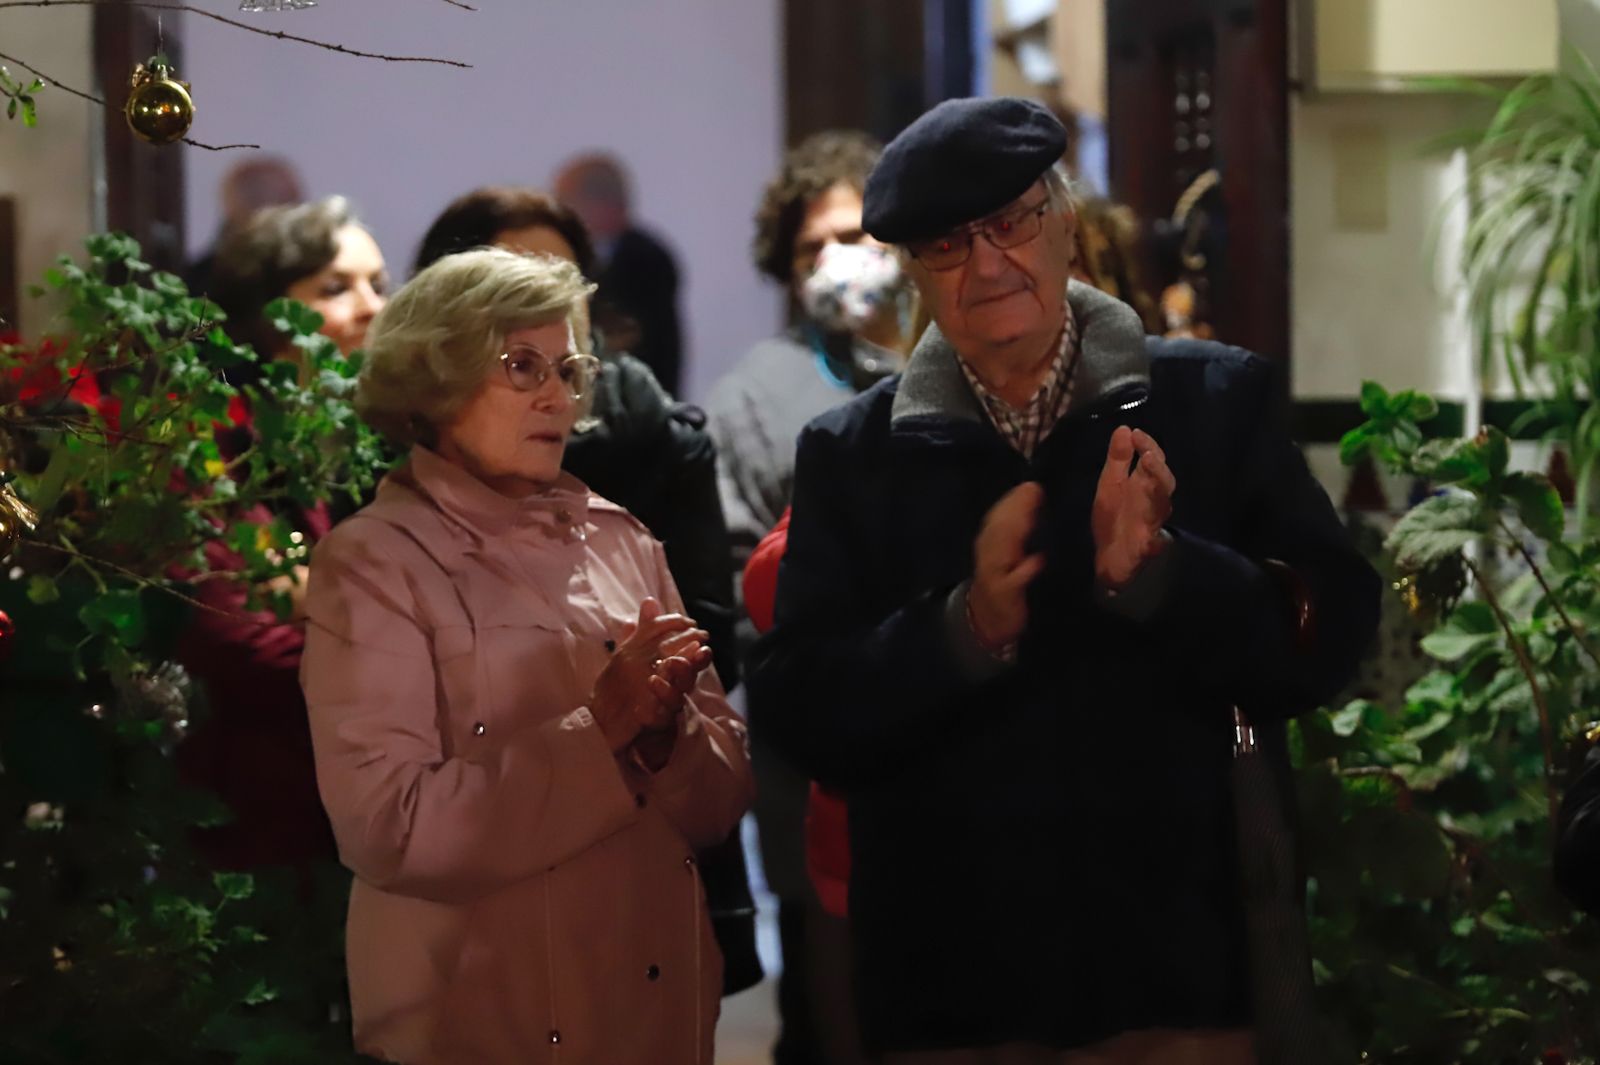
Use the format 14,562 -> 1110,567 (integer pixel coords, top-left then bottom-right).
212,872 -> 255,901
1332,699 -> 1375,737
1405,669 -> 1459,706
1386,491 -> 1487,570
25,574 -> 60,605
1420,601 -> 1500,661
1504,472 -> 1565,541
77,590 -> 145,648
1404,392 -> 1440,422
1338,426 -> 1373,468
241,978 -> 278,1007
1359,380 -> 1390,418
1412,438 -> 1490,487
264,297 -> 325,338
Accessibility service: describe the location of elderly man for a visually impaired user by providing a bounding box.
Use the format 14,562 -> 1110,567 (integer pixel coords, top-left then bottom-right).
748,97 -> 1380,1064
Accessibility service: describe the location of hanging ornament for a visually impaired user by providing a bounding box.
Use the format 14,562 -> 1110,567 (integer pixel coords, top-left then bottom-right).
124,56 -> 194,146
0,608 -> 15,664
239,0 -> 317,10
0,481 -> 38,562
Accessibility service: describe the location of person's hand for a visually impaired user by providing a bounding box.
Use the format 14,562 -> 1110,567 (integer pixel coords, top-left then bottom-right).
1092,427 -> 1176,589
589,598 -> 708,754
967,482 -> 1047,650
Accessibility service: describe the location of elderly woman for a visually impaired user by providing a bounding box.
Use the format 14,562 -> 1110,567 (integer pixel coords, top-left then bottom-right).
300,248 -> 754,1065
413,185 -> 762,995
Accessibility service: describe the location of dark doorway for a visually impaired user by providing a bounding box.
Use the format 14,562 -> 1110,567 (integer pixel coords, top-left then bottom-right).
1106,0 -> 1290,366
785,0 -> 974,146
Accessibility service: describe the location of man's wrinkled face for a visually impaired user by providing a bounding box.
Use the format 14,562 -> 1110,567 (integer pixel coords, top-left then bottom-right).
905,180 -> 1077,353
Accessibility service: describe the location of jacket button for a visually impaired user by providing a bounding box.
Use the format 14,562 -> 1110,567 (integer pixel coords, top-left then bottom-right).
555,507 -> 572,524
647,964 -> 660,981
604,639 -> 617,652
635,793 -> 646,809
548,1030 -> 561,1045
683,855 -> 695,870
472,722 -> 486,736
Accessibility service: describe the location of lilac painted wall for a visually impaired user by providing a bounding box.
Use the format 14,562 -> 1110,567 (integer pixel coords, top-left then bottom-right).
182,0 -> 783,402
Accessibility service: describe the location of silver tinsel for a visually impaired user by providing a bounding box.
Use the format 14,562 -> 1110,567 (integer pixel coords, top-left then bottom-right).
113,660 -> 196,742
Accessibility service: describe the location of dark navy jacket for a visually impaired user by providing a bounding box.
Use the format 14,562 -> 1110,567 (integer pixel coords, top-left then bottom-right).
747,283 -> 1381,1054
1557,747 -> 1600,917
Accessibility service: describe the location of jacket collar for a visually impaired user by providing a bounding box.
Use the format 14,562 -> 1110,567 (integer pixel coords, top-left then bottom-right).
890,280 -> 1151,427
388,445 -> 620,540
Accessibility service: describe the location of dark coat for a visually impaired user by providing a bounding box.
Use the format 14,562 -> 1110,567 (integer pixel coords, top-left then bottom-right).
594,227 -> 684,395
747,283 -> 1381,1054
562,352 -> 739,689
1557,747 -> 1600,917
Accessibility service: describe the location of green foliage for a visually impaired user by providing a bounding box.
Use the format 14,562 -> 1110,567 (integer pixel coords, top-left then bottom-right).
0,66 -> 44,128
1313,382 -> 1600,1062
0,234 -> 386,1062
1440,57 -> 1600,523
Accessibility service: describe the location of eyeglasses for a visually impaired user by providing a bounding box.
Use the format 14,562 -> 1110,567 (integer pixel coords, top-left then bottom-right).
906,196 -> 1051,272
500,345 -> 601,400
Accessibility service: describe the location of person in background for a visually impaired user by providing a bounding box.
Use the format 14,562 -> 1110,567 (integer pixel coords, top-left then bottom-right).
210,196 -> 389,370
174,196 -> 389,873
302,248 -> 753,1064
186,155 -> 306,297
554,153 -> 685,394
410,185 -> 761,996
705,128 -> 911,1065
749,96 -> 1380,1064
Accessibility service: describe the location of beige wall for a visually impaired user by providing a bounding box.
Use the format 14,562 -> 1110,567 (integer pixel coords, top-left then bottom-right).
1290,94 -> 1478,400
1291,0 -> 1592,402
1052,0 -> 1105,118
1312,0 -> 1558,89
0,5 -> 95,336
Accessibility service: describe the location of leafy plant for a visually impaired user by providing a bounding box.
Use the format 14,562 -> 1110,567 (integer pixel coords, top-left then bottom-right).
1428,56 -> 1600,522
0,234 -> 385,1062
1306,382 -> 1600,1063
0,65 -> 44,128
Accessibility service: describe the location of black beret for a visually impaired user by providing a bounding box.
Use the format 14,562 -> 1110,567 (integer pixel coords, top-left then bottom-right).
863,97 -> 1066,244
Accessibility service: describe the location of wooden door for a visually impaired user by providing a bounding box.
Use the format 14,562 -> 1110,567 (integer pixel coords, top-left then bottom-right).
1106,0 -> 1289,364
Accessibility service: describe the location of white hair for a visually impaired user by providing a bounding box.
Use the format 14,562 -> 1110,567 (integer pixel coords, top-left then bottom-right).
1043,165 -> 1076,213
356,247 -> 596,447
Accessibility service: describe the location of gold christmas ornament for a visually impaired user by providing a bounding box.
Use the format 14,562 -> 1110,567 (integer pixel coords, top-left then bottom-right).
124,56 -> 194,146
0,481 -> 37,561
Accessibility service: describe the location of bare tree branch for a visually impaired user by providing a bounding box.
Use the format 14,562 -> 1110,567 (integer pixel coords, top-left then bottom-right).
182,138 -> 261,151
0,48 -> 260,149
0,1 -> 472,68
436,0 -> 476,8
0,48 -> 103,106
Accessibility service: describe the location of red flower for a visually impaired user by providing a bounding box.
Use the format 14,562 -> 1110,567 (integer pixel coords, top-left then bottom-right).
4,335 -> 122,432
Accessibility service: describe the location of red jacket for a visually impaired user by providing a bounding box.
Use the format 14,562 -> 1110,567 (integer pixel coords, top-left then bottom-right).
741,509 -> 850,918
